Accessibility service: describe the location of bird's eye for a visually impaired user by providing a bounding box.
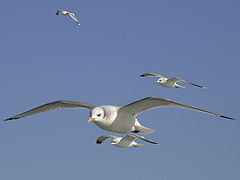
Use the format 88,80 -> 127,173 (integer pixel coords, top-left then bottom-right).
97,114 -> 101,117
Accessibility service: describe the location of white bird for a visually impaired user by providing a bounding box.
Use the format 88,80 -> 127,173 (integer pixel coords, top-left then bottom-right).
56,9 -> 80,26
5,97 -> 234,135
96,134 -> 159,148
140,72 -> 207,89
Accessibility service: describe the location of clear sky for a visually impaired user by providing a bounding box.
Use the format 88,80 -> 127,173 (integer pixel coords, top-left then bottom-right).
1,0 -> 239,179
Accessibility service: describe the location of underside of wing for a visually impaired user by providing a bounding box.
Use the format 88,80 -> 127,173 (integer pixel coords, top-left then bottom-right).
168,77 -> 207,89
121,134 -> 137,142
69,14 -> 80,25
167,77 -> 182,83
119,96 -> 235,120
182,79 -> 207,89
131,134 -> 158,144
5,100 -> 95,121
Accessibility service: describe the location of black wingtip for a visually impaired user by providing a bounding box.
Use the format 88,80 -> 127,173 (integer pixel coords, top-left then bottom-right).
4,118 -> 11,121
220,115 -> 236,120
4,117 -> 20,121
96,140 -> 102,144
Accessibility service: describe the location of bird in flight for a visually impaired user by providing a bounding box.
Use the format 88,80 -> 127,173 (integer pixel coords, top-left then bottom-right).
140,72 -> 207,89
96,134 -> 159,148
56,9 -> 80,26
5,97 -> 234,135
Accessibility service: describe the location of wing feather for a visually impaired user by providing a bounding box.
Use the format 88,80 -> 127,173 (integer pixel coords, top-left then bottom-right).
5,100 -> 95,121
69,13 -> 80,25
96,135 -> 115,144
168,78 -> 207,89
140,72 -> 165,78
130,134 -> 159,144
56,10 -> 63,15
119,96 -> 235,120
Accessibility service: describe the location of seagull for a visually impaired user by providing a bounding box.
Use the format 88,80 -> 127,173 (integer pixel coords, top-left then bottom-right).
96,134 -> 159,148
5,97 -> 234,135
140,72 -> 207,89
56,9 -> 80,26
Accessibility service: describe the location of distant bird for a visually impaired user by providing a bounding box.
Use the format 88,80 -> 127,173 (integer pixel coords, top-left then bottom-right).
5,97 -> 234,135
56,9 -> 80,26
140,72 -> 207,89
96,134 -> 159,148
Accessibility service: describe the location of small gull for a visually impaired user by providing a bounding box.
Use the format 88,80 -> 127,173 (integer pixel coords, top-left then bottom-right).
96,134 -> 159,148
5,97 -> 234,134
140,72 -> 207,89
56,9 -> 80,26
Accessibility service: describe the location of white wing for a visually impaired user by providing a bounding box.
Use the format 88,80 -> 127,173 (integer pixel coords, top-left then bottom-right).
140,72 -> 165,79
117,135 -> 137,147
5,100 -> 95,121
69,13 -> 80,25
168,78 -> 207,89
121,134 -> 137,142
96,135 -> 116,144
119,96 -> 234,120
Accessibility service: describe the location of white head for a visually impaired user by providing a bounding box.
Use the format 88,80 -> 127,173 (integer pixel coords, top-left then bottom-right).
156,77 -> 166,84
88,107 -> 105,123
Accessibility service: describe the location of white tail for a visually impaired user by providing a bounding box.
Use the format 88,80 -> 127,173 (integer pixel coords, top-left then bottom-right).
138,126 -> 155,135
133,144 -> 144,147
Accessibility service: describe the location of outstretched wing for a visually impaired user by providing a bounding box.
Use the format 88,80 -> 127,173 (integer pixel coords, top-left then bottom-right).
69,13 -> 80,25
96,135 -> 116,144
121,134 -> 137,143
119,96 -> 235,120
5,100 -> 95,121
140,72 -> 165,79
168,78 -> 207,89
56,10 -> 63,15
131,134 -> 159,144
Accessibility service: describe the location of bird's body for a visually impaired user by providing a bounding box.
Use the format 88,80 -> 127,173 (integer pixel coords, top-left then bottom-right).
56,9 -> 80,26
89,105 -> 154,134
96,134 -> 158,148
5,97 -> 234,135
140,72 -> 207,89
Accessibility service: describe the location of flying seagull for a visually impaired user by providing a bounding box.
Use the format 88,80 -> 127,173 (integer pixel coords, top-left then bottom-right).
140,72 -> 207,89
96,134 -> 159,148
56,9 -> 80,26
5,97 -> 234,134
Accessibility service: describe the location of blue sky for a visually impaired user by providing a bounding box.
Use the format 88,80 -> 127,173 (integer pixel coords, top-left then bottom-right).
1,0 -> 239,179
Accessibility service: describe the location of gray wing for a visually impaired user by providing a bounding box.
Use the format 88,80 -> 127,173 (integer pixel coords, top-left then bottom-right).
168,78 -> 207,89
69,13 -> 80,25
96,135 -> 116,144
140,72 -> 165,78
130,134 -> 159,144
119,96 -> 235,120
121,134 -> 137,143
5,100 -> 95,121
56,10 -> 63,15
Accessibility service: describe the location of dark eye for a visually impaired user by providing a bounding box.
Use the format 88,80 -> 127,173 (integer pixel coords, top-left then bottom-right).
97,114 -> 101,117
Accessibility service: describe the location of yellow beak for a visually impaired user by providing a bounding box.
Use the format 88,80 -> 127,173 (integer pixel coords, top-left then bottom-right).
88,117 -> 95,122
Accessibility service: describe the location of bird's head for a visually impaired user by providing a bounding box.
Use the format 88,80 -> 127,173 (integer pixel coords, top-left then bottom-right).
88,107 -> 105,123
156,77 -> 166,84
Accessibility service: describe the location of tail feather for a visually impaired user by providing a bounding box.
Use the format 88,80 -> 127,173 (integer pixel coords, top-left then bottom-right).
133,144 -> 144,147
136,126 -> 155,135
